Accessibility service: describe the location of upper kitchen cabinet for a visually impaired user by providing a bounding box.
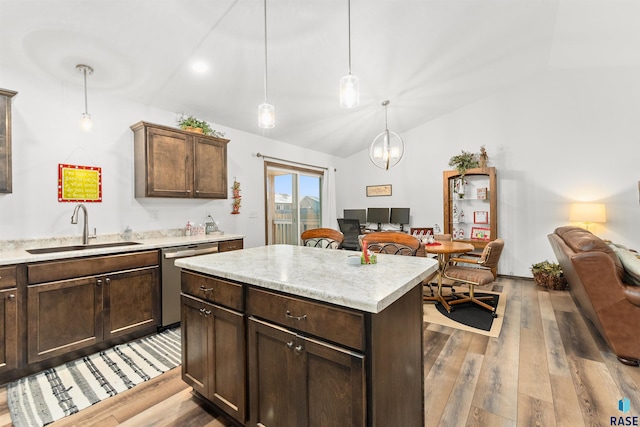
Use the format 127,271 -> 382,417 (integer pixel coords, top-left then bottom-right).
0,89 -> 17,193
131,121 -> 230,199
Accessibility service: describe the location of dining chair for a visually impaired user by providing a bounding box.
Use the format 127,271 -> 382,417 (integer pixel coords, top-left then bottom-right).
361,232 -> 420,256
300,228 -> 344,249
442,238 -> 504,317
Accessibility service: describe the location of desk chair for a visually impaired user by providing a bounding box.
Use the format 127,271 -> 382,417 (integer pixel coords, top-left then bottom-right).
337,218 -> 361,251
362,232 -> 420,256
443,238 -> 504,317
301,228 -> 344,249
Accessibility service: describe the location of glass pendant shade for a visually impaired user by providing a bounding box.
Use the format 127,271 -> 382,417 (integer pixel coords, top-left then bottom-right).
340,74 -> 359,108
369,100 -> 404,170
258,102 -> 275,129
80,112 -> 93,131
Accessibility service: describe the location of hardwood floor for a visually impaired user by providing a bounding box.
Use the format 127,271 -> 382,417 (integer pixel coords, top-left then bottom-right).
2,276 -> 639,426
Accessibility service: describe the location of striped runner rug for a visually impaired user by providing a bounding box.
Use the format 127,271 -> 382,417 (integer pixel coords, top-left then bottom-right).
7,327 -> 181,427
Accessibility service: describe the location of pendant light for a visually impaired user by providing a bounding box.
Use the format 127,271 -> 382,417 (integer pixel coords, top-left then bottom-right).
76,64 -> 94,131
369,100 -> 404,170
258,0 -> 275,128
340,0 -> 359,108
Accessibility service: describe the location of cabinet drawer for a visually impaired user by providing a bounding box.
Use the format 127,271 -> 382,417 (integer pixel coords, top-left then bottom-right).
181,271 -> 243,311
247,287 -> 365,351
219,239 -> 243,252
27,250 -> 159,284
0,266 -> 16,289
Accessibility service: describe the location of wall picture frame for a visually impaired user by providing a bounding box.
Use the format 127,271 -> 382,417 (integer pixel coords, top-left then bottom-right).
366,184 -> 392,197
474,211 -> 489,224
471,227 -> 491,241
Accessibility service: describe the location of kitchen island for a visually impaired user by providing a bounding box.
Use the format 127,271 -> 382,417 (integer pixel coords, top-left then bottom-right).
176,244 -> 437,427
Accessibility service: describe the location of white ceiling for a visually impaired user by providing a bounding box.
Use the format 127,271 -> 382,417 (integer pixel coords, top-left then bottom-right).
1,1 -> 639,157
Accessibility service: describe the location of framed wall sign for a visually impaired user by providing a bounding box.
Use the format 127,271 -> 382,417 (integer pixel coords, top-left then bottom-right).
474,211 -> 489,224
58,163 -> 103,202
366,184 -> 392,197
471,227 -> 491,241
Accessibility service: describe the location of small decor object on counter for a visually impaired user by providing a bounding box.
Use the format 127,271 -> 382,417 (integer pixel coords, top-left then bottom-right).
531,260 -> 568,290
231,179 -> 241,214
185,221 -> 192,236
123,226 -> 132,241
360,241 -> 377,264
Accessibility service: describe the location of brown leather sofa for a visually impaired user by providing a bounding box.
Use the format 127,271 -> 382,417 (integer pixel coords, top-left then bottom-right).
548,226 -> 640,365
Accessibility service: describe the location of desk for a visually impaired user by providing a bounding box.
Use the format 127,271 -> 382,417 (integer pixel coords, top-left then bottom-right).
423,241 -> 474,312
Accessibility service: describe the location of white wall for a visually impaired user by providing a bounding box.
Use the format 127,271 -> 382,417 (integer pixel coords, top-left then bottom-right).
0,65 -> 343,250
338,67 -> 640,277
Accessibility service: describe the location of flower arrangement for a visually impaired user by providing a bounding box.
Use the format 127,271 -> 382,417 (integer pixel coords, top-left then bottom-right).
448,150 -> 479,178
231,180 -> 241,214
177,114 -> 226,138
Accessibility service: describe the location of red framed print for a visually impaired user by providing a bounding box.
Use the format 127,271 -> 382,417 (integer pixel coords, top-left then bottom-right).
474,211 -> 489,224
471,227 -> 491,241
58,164 -> 102,202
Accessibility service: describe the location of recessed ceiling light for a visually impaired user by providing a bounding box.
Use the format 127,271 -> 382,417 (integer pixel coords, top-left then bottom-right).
192,61 -> 208,73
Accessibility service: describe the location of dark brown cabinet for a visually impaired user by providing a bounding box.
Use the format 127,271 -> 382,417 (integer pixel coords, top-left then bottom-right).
181,272 -> 245,423
131,121 -> 229,199
27,251 -> 160,364
0,266 -> 18,375
218,238 -> 244,252
0,88 -> 17,194
248,317 -> 365,427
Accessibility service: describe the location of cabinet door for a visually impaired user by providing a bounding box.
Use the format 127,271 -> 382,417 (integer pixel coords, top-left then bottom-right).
0,288 -> 18,374
248,317 -> 297,427
146,126 -> 193,197
302,336 -> 365,427
27,277 -> 103,363
103,266 -> 159,340
193,136 -> 227,198
182,294 -> 246,422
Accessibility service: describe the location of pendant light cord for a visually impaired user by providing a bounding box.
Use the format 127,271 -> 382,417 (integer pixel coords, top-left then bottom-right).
83,68 -> 89,114
263,0 -> 269,102
347,0 -> 352,76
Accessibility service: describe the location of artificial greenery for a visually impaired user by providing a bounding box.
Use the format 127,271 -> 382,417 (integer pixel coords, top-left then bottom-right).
531,260 -> 563,276
448,150 -> 479,177
176,114 -> 226,138
531,260 -> 568,290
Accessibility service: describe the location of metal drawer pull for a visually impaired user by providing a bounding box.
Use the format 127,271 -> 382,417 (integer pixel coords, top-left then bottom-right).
286,341 -> 294,349
8,294 -> 15,300
286,310 -> 307,321
199,308 -> 206,316
294,345 -> 304,354
199,286 -> 214,293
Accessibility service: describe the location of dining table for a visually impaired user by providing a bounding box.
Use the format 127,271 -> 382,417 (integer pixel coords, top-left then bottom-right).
423,240 -> 475,312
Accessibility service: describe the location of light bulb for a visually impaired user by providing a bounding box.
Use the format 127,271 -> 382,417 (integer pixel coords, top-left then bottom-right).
340,74 -> 359,108
80,113 -> 93,131
258,103 -> 275,129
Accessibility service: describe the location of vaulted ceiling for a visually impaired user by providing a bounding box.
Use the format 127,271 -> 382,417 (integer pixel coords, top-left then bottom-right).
1,1 -> 637,157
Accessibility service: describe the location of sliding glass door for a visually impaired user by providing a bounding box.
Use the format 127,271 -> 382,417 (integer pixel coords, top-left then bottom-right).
265,163 -> 323,245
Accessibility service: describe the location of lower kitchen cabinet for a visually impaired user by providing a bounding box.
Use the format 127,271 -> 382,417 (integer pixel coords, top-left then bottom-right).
0,286 -> 18,375
181,293 -> 245,423
26,251 -> 160,364
248,317 -> 365,427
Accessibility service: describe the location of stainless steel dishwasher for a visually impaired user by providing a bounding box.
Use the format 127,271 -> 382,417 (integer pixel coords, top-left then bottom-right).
161,242 -> 219,327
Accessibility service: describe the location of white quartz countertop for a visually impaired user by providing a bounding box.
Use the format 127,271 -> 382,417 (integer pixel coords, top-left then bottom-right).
175,244 -> 438,314
0,233 -> 245,265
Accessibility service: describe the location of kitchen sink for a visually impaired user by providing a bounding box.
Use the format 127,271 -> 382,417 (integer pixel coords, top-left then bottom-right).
26,241 -> 142,254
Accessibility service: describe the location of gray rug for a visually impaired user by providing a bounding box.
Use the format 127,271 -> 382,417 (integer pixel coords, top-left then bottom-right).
8,327 -> 181,427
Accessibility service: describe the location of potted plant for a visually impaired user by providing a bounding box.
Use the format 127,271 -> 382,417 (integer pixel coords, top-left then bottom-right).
531,260 -> 568,290
448,150 -> 479,178
176,114 -> 226,138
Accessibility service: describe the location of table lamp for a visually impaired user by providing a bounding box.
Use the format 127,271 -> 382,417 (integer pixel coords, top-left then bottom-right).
569,203 -> 606,231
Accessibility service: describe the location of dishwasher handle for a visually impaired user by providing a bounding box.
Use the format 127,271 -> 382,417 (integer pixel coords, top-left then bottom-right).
163,244 -> 219,259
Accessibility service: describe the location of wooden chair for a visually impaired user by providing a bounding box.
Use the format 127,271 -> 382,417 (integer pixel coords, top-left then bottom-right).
361,232 -> 420,256
301,228 -> 344,249
443,238 -> 504,317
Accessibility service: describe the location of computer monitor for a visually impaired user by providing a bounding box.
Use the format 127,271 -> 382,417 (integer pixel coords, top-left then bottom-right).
390,208 -> 410,231
367,208 -> 389,231
343,209 -> 367,226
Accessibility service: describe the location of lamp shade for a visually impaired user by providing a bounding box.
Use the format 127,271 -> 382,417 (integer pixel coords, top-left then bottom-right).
569,203 -> 607,224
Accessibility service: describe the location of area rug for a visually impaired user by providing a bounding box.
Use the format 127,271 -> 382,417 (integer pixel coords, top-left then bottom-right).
424,290 -> 506,337
7,327 -> 181,427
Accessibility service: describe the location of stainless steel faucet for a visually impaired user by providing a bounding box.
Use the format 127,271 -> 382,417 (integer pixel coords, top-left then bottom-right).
71,203 -> 96,244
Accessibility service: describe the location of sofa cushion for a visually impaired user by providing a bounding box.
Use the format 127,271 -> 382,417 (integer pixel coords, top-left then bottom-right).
555,226 -> 624,279
611,245 -> 640,287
